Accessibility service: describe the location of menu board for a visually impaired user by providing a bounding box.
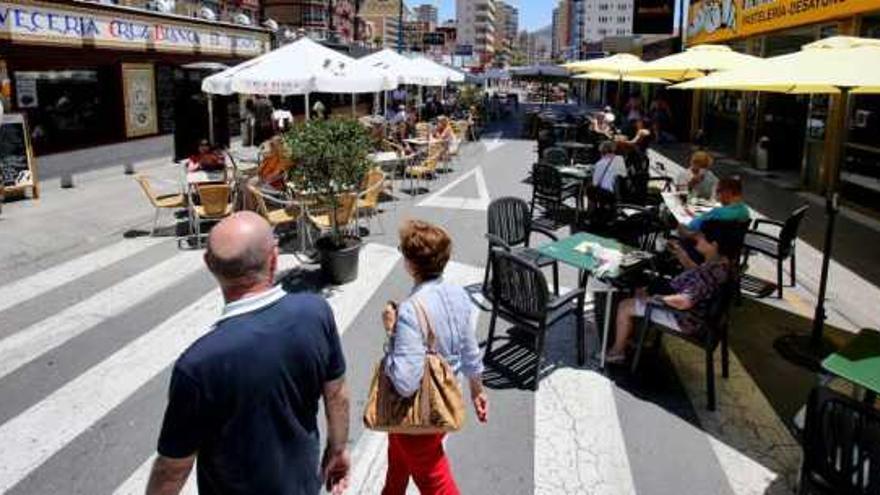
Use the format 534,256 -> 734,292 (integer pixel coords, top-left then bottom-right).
0,113 -> 39,198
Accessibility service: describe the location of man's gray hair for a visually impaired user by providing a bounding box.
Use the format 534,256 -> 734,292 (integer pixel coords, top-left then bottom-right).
599,141 -> 616,155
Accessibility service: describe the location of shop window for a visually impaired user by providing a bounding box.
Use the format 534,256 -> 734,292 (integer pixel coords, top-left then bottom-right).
14,68 -> 118,154
840,14 -> 880,201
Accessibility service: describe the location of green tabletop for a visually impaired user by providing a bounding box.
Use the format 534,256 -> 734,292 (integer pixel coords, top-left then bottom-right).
537,232 -> 635,276
822,329 -> 880,395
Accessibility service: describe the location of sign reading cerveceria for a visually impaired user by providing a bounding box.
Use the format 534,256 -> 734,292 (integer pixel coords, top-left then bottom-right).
0,0 -> 269,56
687,0 -> 879,45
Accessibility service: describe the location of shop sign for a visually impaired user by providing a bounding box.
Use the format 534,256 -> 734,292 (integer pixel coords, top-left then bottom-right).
0,0 -> 269,56
688,0 -> 880,45
14,74 -> 37,108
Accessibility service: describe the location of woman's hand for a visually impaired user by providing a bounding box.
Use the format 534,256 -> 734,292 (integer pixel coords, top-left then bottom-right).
472,392 -> 489,423
382,302 -> 397,335
469,377 -> 489,423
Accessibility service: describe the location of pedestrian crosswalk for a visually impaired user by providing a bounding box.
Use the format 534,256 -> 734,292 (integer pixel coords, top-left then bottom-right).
0,234 -> 804,495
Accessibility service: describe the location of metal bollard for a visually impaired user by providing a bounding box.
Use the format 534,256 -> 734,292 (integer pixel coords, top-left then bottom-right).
60,172 -> 74,188
124,162 -> 135,175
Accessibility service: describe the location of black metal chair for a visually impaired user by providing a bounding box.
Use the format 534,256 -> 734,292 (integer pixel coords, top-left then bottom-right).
485,249 -> 586,391
743,205 -> 809,298
631,219 -> 748,411
484,197 -> 560,298
572,145 -> 599,166
542,146 -> 569,167
631,278 -> 737,411
799,386 -> 880,495
529,164 -> 580,223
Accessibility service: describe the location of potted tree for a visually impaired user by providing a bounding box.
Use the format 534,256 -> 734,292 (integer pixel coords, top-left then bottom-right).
285,118 -> 372,284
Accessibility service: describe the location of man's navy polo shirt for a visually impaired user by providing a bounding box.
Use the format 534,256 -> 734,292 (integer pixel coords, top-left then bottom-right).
157,286 -> 345,495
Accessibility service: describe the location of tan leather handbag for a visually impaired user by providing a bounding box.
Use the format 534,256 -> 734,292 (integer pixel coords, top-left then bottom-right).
363,299 -> 466,434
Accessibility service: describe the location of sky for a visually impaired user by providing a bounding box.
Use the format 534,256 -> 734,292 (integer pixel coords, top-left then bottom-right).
426,0 -> 553,32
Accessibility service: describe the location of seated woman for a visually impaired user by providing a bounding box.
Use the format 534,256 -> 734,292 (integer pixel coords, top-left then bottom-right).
607,220 -> 736,363
432,115 -> 457,144
187,139 -> 226,173
256,136 -> 294,192
676,151 -> 718,201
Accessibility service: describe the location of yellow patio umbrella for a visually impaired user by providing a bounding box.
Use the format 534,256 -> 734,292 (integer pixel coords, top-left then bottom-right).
564,54 -> 649,108
572,72 -> 670,85
627,44 -> 762,81
676,36 -> 880,360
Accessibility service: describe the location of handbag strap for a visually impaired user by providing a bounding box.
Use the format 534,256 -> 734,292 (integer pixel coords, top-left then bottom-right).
411,299 -> 438,353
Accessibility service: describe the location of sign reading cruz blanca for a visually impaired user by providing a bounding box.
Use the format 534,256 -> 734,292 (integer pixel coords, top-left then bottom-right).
0,1 -> 268,56
687,0 -> 880,45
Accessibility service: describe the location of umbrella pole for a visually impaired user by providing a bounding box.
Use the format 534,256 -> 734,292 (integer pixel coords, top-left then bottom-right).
352,92 -> 356,117
207,94 -> 214,144
774,88 -> 848,370
305,93 -> 310,121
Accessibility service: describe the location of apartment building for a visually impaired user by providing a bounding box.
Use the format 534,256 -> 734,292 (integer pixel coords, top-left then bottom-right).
262,0 -> 363,44
456,0 -> 496,65
360,0 -> 407,49
414,3 -> 438,27
583,0 -> 633,42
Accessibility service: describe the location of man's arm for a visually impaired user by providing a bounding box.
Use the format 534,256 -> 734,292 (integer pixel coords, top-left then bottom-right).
322,377 -> 351,495
145,455 -> 194,495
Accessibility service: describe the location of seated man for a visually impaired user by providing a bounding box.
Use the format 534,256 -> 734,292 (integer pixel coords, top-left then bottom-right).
607,220 -> 736,363
673,177 -> 749,267
675,151 -> 719,201
592,140 -> 628,195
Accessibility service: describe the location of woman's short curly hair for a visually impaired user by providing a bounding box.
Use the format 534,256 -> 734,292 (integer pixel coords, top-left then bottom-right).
399,219 -> 452,280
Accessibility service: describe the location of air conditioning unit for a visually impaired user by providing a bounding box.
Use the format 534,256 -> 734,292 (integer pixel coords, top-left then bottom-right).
148,0 -> 174,13
232,13 -> 251,25
199,6 -> 217,21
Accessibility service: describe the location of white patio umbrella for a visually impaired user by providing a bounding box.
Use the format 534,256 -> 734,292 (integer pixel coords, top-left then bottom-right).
356,49 -> 446,87
356,49 -> 447,116
202,37 -> 392,119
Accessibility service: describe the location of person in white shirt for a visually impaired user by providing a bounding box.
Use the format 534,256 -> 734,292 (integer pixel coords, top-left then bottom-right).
593,141 -> 628,195
272,108 -> 293,131
388,105 -> 407,125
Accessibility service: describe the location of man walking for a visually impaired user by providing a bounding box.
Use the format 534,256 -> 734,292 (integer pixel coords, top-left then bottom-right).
146,212 -> 350,495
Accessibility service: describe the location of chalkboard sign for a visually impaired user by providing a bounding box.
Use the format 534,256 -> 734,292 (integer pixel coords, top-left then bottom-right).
0,114 -> 39,199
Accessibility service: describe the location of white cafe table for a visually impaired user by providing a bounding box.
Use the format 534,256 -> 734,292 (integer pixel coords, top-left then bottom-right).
186,170 -> 227,184
661,192 -> 719,226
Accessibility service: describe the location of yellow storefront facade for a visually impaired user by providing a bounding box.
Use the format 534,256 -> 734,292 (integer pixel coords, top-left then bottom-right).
686,0 -> 880,211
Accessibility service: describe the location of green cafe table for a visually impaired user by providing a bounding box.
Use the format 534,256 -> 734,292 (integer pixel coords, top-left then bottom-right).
822,328 -> 880,403
538,232 -> 650,368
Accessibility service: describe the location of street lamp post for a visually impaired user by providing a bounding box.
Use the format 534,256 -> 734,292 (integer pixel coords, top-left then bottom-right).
397,0 -> 404,53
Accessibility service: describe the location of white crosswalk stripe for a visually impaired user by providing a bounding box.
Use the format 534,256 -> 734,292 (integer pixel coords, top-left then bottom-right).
0,238 -> 164,314
0,250 -> 204,381
111,243 -> 401,495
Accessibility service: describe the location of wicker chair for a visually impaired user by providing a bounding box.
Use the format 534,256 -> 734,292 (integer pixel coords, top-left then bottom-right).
404,142 -> 444,193
134,174 -> 186,236
306,193 -> 359,238
191,183 -> 233,247
247,183 -> 300,233
357,168 -> 387,234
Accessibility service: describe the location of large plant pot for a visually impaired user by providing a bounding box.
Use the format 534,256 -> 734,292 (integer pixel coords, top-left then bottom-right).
316,236 -> 362,285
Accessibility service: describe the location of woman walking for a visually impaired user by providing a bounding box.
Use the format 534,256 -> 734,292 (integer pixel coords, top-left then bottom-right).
381,220 -> 489,495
